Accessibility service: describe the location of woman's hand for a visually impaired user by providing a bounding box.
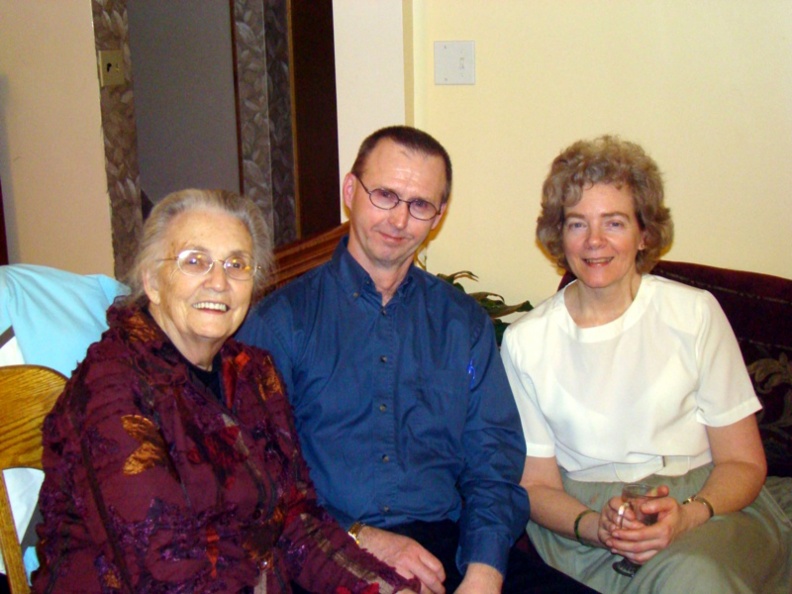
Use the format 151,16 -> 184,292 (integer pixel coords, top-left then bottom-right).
357,525 -> 446,594
602,485 -> 708,565
602,486 -> 670,564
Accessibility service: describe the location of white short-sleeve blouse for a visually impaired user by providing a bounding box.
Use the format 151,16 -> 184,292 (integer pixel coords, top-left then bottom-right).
501,275 -> 761,482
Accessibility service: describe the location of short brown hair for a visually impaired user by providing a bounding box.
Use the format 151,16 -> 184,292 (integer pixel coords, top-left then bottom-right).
537,135 -> 673,273
351,126 -> 453,204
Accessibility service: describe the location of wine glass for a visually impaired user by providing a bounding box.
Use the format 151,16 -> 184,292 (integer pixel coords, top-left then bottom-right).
612,482 -> 660,577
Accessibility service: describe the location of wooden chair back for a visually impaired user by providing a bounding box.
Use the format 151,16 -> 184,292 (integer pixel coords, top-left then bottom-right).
264,222 -> 349,293
0,365 -> 66,594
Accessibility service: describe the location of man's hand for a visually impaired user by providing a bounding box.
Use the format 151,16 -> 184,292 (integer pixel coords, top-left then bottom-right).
357,525 -> 446,594
455,562 -> 503,594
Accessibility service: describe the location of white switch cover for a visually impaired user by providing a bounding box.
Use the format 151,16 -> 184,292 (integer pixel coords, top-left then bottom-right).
434,41 -> 475,85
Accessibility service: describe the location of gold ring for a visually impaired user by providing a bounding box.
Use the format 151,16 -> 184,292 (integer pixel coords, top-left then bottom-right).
617,502 -> 630,529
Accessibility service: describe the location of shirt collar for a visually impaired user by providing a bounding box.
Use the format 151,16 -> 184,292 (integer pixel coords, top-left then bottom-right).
331,236 -> 416,303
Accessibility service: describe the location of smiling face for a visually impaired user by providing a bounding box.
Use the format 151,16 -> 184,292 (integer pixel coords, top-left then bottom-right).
343,138 -> 446,283
562,183 -> 647,297
144,208 -> 254,369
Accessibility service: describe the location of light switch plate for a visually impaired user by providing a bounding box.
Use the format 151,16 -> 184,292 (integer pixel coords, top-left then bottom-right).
98,49 -> 125,87
434,41 -> 475,85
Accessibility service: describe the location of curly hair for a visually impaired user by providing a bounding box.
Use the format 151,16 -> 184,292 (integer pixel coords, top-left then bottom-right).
536,135 -> 673,273
124,188 -> 273,305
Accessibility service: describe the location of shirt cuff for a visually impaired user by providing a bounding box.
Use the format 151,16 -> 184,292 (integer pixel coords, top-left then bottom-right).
456,529 -> 512,577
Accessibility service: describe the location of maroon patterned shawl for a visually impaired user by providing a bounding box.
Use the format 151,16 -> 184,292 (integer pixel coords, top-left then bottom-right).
32,304 -> 417,594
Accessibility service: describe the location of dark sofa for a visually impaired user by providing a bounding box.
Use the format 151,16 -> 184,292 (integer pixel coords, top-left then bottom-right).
270,227 -> 792,477
269,227 -> 792,476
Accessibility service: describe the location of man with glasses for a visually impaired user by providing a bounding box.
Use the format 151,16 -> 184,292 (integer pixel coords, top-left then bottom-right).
237,126 -> 592,594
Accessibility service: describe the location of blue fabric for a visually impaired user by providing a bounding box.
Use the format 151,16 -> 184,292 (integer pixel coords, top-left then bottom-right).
0,264 -> 129,376
236,238 -> 529,575
0,264 -> 129,580
23,546 -> 38,582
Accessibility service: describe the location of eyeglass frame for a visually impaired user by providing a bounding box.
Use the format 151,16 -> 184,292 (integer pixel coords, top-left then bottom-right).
159,249 -> 259,281
354,174 -> 442,221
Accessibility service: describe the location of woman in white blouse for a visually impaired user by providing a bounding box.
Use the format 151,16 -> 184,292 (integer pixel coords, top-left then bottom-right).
501,135 -> 791,593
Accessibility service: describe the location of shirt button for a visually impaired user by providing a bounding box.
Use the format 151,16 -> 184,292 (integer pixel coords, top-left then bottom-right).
381,309 -> 387,316
352,292 -> 360,298
379,403 -> 387,412
383,506 -> 391,513
382,454 -> 390,463
380,355 -> 388,363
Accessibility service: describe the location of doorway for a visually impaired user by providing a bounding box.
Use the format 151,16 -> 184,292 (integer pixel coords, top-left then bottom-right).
93,0 -> 340,279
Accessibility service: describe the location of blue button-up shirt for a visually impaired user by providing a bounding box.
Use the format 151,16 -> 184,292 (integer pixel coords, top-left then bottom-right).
236,238 -> 529,575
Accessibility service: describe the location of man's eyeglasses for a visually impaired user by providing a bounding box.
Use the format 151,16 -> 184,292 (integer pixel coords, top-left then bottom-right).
355,175 -> 440,221
160,249 -> 258,281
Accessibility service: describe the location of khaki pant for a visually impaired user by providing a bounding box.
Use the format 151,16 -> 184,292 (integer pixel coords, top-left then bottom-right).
526,465 -> 792,594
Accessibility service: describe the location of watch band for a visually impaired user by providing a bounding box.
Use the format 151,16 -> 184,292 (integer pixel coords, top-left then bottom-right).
347,521 -> 365,544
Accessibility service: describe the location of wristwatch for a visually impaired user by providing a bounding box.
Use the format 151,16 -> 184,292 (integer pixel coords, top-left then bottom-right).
347,521 -> 366,544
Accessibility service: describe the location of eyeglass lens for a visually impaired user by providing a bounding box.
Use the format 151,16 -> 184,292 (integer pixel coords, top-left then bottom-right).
357,176 -> 439,220
176,250 -> 255,280
369,189 -> 438,220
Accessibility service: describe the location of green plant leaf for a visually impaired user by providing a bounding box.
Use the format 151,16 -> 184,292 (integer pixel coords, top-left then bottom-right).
437,271 -> 533,345
436,271 -> 479,285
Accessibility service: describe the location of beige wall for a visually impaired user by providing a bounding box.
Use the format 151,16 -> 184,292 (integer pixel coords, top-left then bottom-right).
411,0 -> 792,306
2,1 -> 789,293
1,0 -> 405,277
333,0 -> 408,181
0,1 -> 114,276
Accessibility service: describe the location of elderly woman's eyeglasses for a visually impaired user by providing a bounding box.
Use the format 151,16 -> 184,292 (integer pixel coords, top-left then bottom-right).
355,175 -> 440,221
161,250 -> 258,281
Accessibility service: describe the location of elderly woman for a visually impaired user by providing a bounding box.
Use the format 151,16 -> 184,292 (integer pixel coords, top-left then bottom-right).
501,137 -> 792,593
32,189 -> 418,593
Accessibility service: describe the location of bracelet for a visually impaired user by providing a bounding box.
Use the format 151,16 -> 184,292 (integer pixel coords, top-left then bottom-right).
347,521 -> 365,544
683,495 -> 715,518
573,509 -> 597,544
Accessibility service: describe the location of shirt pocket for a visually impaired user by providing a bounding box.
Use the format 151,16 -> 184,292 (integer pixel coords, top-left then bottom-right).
401,369 -> 467,458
